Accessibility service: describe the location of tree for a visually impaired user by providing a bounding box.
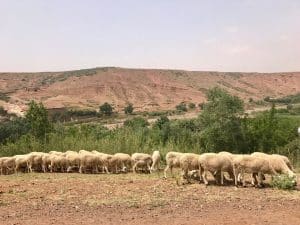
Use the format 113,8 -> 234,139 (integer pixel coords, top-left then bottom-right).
198,87 -> 245,152
124,103 -> 134,114
25,100 -> 52,140
154,116 -> 170,129
176,102 -> 187,112
99,102 -> 113,116
124,117 -> 149,128
188,102 -> 196,109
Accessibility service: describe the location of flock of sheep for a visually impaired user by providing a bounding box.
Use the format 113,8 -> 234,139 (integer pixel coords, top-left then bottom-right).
0,150 -> 297,187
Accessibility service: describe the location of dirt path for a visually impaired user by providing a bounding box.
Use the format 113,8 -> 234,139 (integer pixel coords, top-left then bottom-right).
0,173 -> 299,225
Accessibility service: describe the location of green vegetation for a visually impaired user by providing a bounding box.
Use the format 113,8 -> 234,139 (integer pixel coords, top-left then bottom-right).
0,89 -> 299,168
175,102 -> 187,112
0,92 -> 10,102
124,103 -> 134,115
99,102 -> 114,116
271,175 -> 296,190
264,93 -> 300,104
188,103 -> 196,109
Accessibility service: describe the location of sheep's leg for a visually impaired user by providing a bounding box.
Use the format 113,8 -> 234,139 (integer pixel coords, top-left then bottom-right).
164,165 -> 169,178
251,173 -> 258,186
147,163 -> 151,174
202,171 -> 209,185
220,171 -> 224,185
133,162 -> 137,174
233,167 -> 239,186
241,172 -> 246,187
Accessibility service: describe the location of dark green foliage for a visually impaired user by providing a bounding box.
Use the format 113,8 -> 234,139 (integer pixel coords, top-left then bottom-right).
99,102 -> 113,116
25,101 -> 52,139
271,175 -> 296,190
188,103 -> 196,109
0,118 -> 30,144
0,106 -> 7,116
0,92 -> 10,102
124,117 -> 149,128
176,102 -> 187,112
198,103 -> 204,110
154,116 -> 170,129
264,93 -> 300,104
199,87 -> 245,152
124,103 -> 134,114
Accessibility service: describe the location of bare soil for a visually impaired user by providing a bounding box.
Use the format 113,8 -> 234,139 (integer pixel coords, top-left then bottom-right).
0,172 -> 299,225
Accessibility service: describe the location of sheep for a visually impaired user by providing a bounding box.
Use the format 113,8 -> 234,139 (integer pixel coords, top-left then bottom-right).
150,150 -> 161,172
91,151 -> 117,173
79,152 -> 102,174
272,154 -> 295,172
164,151 -> 184,178
0,157 -> 15,175
65,151 -> 81,172
179,153 -> 201,183
114,153 -> 132,173
14,154 -> 31,173
251,152 -> 295,178
232,155 -> 277,187
131,153 -> 153,173
199,153 -> 234,185
49,151 -> 64,156
26,152 -> 45,172
50,155 -> 67,172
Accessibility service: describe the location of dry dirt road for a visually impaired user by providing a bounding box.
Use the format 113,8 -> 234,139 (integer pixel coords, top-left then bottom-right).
0,172 -> 299,225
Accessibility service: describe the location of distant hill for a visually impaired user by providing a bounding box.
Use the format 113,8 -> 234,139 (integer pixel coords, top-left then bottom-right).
0,67 -> 300,115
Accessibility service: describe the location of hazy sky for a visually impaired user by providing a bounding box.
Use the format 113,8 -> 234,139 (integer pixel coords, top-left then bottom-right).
1,0 -> 300,72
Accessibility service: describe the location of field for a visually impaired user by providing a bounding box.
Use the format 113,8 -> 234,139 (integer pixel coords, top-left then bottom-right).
0,172 -> 300,225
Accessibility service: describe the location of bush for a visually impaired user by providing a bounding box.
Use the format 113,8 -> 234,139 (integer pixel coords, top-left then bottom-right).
123,117 -> 149,128
188,103 -> 196,109
99,102 -> 113,116
176,102 -> 187,112
198,103 -> 204,110
271,175 -> 296,190
124,103 -> 134,114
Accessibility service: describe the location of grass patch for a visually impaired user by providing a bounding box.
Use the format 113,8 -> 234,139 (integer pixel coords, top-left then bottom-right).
271,175 -> 297,190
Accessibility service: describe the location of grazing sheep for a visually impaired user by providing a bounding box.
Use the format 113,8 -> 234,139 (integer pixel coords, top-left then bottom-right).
50,155 -> 67,172
79,152 -> 102,174
179,153 -> 201,183
49,151 -> 64,156
114,153 -> 132,173
27,152 -> 44,172
272,154 -> 295,172
131,153 -> 153,173
251,152 -> 295,178
65,151 -> 81,172
199,153 -> 234,185
0,157 -> 15,175
164,151 -> 184,178
232,155 -> 277,187
150,150 -> 161,172
91,151 -> 116,173
14,154 -> 31,173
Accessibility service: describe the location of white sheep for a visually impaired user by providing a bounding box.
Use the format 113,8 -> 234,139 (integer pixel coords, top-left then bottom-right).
50,154 -> 67,172
131,153 -> 153,173
65,151 -> 81,172
14,154 -> 31,173
199,153 -> 234,185
79,151 -> 102,174
164,151 -> 184,178
179,153 -> 201,183
272,154 -> 295,172
232,155 -> 277,187
0,157 -> 15,175
114,153 -> 132,173
150,150 -> 161,172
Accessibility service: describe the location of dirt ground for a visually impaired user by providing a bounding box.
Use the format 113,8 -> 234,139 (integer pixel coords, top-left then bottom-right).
0,172 -> 299,225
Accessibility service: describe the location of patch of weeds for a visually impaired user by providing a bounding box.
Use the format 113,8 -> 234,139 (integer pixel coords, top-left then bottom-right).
271,175 -> 297,190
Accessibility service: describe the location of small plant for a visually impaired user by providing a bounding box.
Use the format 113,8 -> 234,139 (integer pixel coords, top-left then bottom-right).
175,102 -> 187,112
271,175 -> 296,190
99,102 -> 113,116
188,102 -> 196,109
124,103 -> 134,114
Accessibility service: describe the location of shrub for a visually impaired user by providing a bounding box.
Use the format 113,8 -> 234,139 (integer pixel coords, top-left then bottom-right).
124,103 -> 134,114
123,117 -> 149,128
198,103 -> 204,110
176,102 -> 187,112
188,103 -> 196,109
99,102 -> 113,116
271,175 -> 296,190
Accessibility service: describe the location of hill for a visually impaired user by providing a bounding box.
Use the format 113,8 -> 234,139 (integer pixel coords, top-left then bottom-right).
1,67 -> 300,115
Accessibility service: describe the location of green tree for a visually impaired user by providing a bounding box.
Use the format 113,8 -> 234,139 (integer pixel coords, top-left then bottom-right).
123,117 -> 149,128
124,103 -> 134,114
199,87 -> 245,152
25,100 -> 52,140
188,102 -> 196,109
99,102 -> 113,116
176,102 -> 187,112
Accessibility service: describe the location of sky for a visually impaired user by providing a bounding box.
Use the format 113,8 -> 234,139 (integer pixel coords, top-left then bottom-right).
0,0 -> 300,73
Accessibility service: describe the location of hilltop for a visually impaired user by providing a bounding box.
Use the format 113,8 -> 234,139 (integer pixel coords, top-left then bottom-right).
1,67 -> 300,115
